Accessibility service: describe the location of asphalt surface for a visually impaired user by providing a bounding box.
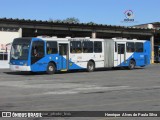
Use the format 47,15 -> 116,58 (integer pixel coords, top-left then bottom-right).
0,64 -> 160,120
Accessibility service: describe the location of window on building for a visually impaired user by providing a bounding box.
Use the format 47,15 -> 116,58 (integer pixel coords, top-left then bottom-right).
135,42 -> 143,52
0,52 -> 8,60
46,41 -> 58,54
70,41 -> 82,53
126,42 -> 135,52
83,41 -> 93,53
94,41 -> 102,53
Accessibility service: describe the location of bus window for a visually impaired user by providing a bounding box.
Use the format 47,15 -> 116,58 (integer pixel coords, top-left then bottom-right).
31,41 -> 44,64
135,42 -> 143,52
83,41 -> 93,53
126,42 -> 134,52
118,44 -> 125,54
59,44 -> 67,55
70,41 -> 82,53
115,42 -> 117,52
10,38 -> 31,60
94,41 -> 102,53
46,41 -> 57,54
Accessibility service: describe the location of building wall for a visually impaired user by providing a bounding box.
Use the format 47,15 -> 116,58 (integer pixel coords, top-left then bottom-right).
0,30 -> 20,68
0,31 -> 20,51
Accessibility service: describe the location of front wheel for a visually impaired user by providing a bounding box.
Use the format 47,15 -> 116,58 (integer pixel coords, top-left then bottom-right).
128,60 -> 135,70
87,61 -> 95,72
47,63 -> 56,74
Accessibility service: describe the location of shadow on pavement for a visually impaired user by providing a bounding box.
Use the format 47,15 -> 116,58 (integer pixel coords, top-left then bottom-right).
3,67 -> 145,76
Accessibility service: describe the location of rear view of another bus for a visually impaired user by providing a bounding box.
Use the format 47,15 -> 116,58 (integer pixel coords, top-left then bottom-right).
154,45 -> 160,63
10,38 -> 31,71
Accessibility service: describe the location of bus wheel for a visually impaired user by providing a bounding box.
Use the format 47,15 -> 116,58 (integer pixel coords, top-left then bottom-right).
140,65 -> 145,67
128,60 -> 135,70
87,61 -> 95,72
47,63 -> 56,74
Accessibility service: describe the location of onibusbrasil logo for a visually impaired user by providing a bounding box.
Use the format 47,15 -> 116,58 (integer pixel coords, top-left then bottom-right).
125,10 -> 134,19
123,10 -> 135,22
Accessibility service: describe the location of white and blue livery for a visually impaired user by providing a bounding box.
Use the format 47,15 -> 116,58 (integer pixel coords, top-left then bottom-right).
10,37 -> 151,74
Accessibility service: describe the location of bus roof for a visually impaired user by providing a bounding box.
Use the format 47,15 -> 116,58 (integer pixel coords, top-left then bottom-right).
36,36 -> 103,42
36,36 -> 148,42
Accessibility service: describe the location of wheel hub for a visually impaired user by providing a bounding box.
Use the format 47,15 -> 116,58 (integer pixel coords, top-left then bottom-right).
49,66 -> 54,71
89,64 -> 93,70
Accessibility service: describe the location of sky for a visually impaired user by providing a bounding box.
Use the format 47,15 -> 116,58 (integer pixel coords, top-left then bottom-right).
0,0 -> 160,26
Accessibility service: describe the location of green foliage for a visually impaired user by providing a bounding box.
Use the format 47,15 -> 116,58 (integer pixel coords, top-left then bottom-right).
49,18 -> 98,25
87,21 -> 97,25
49,17 -> 80,23
63,17 -> 80,23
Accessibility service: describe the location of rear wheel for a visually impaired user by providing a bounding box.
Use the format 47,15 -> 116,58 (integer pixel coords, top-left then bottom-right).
47,63 -> 56,74
140,65 -> 145,67
87,61 -> 95,72
128,60 -> 135,70
29,71 -> 36,75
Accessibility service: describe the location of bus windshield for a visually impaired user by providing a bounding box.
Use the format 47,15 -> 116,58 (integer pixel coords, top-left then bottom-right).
11,38 -> 31,60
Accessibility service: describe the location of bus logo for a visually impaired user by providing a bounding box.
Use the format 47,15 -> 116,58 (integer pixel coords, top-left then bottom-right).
2,112 -> 11,117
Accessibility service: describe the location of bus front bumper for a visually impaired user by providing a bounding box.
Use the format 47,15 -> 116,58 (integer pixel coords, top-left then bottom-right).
10,65 -> 31,71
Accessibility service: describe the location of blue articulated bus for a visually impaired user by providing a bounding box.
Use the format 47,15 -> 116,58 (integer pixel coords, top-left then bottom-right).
10,37 -> 151,74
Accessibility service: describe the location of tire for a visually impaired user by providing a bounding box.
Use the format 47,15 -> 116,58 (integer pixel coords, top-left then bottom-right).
29,71 -> 36,75
112,67 -> 119,70
140,65 -> 145,67
47,63 -> 56,74
87,61 -> 95,72
128,60 -> 135,70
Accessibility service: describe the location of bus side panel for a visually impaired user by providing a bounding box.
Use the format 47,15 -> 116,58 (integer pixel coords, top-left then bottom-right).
31,54 -> 59,72
133,53 -> 146,66
115,41 -> 151,67
69,53 -> 104,70
68,59 -> 85,70
69,54 -> 86,70
132,41 -> 151,66
134,41 -> 151,66
144,41 -> 151,65
116,52 -> 147,67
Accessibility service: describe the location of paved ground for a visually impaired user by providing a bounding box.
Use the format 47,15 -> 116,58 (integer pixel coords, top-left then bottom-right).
0,64 -> 160,120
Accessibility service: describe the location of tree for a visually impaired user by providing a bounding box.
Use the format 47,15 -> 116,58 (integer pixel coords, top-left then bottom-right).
63,17 -> 80,23
54,19 -> 63,23
49,17 -> 80,23
49,18 -> 62,23
87,21 -> 97,25
48,18 -> 53,22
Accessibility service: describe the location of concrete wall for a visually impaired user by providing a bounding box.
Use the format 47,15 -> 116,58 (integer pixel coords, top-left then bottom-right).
134,24 -> 154,29
0,30 -> 20,68
0,31 -> 20,51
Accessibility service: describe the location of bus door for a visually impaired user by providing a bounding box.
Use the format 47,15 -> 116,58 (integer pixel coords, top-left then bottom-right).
59,43 -> 69,70
31,40 -> 45,71
117,43 -> 126,66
